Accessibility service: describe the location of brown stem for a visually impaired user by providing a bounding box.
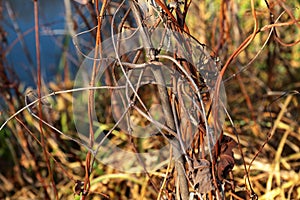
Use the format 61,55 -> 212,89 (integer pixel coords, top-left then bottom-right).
151,63 -> 189,200
34,0 -> 58,199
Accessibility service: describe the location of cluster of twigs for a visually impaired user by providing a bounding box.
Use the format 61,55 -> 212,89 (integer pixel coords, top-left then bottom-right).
0,0 -> 300,199
71,0 -> 237,199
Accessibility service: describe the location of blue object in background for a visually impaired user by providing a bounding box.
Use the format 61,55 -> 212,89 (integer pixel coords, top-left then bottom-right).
2,0 -> 81,87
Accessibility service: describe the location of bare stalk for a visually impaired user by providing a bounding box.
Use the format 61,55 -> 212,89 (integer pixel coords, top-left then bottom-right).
34,0 -> 58,199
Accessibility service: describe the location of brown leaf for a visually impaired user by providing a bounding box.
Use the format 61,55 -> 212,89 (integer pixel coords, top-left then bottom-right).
216,136 -> 237,180
192,158 -> 214,194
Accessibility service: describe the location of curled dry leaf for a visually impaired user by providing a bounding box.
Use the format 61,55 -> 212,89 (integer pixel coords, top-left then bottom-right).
191,158 -> 214,194
216,135 -> 237,181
